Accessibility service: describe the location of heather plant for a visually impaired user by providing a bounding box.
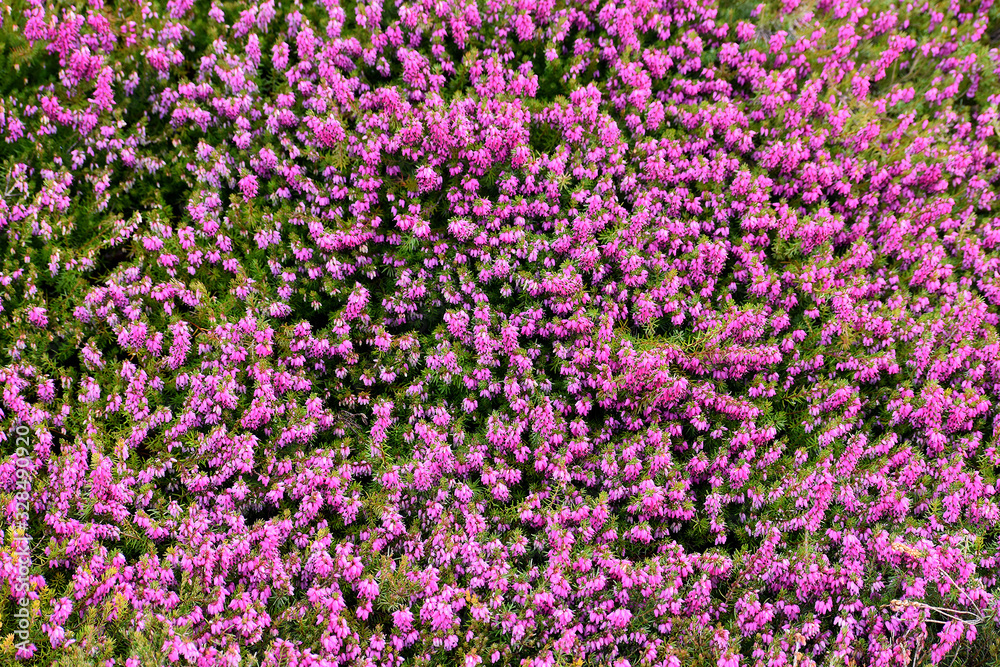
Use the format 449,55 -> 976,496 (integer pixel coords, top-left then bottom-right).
1,0 -> 1000,665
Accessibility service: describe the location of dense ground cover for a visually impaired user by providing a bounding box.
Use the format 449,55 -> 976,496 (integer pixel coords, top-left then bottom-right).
1,0 -> 1000,664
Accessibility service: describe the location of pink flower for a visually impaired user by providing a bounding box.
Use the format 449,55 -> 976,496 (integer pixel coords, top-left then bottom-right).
239,174 -> 259,201
27,307 -> 48,327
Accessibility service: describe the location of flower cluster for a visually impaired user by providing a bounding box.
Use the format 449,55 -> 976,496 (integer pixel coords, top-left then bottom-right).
1,0 -> 1000,665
